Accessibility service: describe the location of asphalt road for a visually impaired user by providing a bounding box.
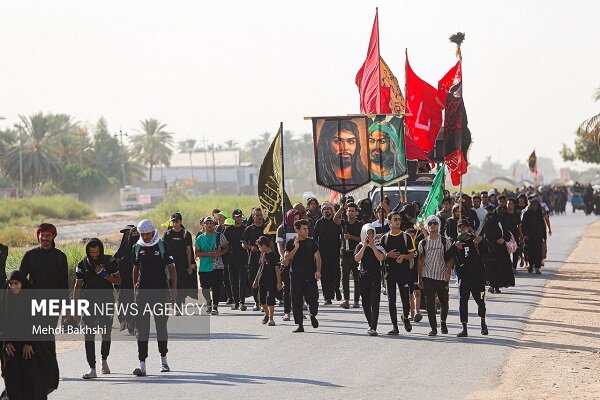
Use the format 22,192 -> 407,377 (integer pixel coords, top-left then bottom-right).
55,210 -> 144,242
4,212 -> 597,399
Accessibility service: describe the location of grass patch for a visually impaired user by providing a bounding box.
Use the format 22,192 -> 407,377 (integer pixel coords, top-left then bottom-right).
141,195 -> 302,231
0,196 -> 95,229
6,242 -> 117,287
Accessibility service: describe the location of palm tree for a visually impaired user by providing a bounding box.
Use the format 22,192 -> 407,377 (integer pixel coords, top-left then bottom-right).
579,87 -> 600,147
2,113 -> 71,188
130,118 -> 174,181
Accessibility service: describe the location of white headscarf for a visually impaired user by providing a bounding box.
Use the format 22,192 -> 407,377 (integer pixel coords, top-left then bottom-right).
360,223 -> 385,253
137,219 -> 160,247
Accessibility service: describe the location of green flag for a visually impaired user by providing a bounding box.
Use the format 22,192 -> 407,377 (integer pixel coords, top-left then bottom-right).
417,165 -> 445,222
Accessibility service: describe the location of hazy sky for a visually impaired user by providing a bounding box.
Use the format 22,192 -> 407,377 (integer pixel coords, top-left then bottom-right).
1,0 -> 599,168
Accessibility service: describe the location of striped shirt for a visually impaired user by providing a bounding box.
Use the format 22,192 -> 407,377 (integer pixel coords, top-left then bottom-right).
418,236 -> 452,281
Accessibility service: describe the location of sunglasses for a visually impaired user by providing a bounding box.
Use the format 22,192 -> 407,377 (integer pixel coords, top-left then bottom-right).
427,221 -> 439,226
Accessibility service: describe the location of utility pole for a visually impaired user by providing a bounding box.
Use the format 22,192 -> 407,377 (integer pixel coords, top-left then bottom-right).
114,129 -> 128,186
13,123 -> 24,198
211,145 -> 217,193
199,135 -> 209,188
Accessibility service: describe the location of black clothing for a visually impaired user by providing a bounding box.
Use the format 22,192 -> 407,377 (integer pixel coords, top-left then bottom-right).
423,277 -> 449,330
225,224 -> 247,304
242,223 -> 266,305
225,224 -> 247,263
114,229 -> 137,332
287,238 -> 320,325
354,244 -> 382,286
163,227 -> 197,303
522,208 -> 546,269
0,244 -> 7,284
381,232 -> 415,329
259,283 -> 277,306
258,252 -> 279,286
482,215 -> 515,288
133,242 -> 174,290
314,217 -> 342,301
361,280 -> 381,331
285,238 -> 319,280
341,220 -> 362,253
459,283 -> 486,323
19,247 -> 69,293
450,239 -> 487,289
341,253 -> 360,303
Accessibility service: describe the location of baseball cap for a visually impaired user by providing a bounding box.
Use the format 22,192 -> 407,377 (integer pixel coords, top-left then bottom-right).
170,212 -> 182,221
232,209 -> 243,217
219,210 -> 231,219
321,201 -> 334,211
203,216 -> 215,224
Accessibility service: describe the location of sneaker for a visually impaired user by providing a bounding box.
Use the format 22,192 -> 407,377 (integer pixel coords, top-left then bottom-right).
403,318 -> 413,333
535,268 -> 541,275
441,322 -> 448,334
494,288 -> 502,294
204,306 -> 211,314
323,300 -> 332,305
252,305 -> 261,311
282,313 -> 290,321
231,303 -> 239,310
353,302 -> 360,309
101,360 -> 110,374
527,266 -> 533,273
488,287 -> 495,294
368,330 -> 378,337
160,363 -> 170,373
428,329 -> 438,337
262,315 -> 269,324
133,367 -> 146,377
82,368 -> 97,379
211,308 -> 219,316
339,300 -> 349,309
310,315 -> 319,329
367,329 -> 373,335
414,313 -> 423,323
240,304 -> 248,311
293,325 -> 305,333
457,329 -> 468,338
387,328 -> 399,336
481,322 -> 489,336
268,320 -> 276,326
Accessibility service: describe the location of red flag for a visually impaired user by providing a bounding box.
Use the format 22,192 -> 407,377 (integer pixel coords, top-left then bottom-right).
356,9 -> 391,114
437,60 -> 462,105
404,54 -> 443,154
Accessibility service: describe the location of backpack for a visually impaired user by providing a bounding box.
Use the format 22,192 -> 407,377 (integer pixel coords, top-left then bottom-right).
381,232 -> 414,269
134,239 -> 170,282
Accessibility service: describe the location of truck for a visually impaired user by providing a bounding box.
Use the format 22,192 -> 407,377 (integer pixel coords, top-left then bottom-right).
119,186 -> 142,210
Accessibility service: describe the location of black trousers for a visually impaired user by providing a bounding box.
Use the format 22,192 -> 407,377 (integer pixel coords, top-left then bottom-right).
386,273 -> 411,328
511,246 -> 522,269
84,334 -> 111,368
291,275 -> 319,325
228,260 -> 241,304
458,281 -> 486,323
135,291 -> 169,361
360,281 -> 381,331
321,253 -> 340,300
247,264 -> 259,305
223,263 -> 233,301
341,252 -> 360,303
281,266 -> 291,314
117,288 -> 136,332
423,277 -> 449,330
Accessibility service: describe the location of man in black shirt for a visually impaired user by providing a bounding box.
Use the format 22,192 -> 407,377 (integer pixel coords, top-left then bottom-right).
224,209 -> 247,310
74,238 -> 121,379
381,211 -> 416,335
340,202 -> 362,309
450,219 -> 488,337
132,219 -> 177,376
313,202 -> 343,304
284,220 -> 322,333
162,213 -> 196,314
241,208 -> 267,311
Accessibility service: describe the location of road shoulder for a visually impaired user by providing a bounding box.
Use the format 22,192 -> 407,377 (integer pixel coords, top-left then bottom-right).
470,220 -> 600,399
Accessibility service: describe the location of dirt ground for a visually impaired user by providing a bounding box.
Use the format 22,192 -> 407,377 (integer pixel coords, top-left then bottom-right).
470,221 -> 600,400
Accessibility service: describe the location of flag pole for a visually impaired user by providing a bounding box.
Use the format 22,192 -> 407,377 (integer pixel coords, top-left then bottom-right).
376,7 -> 382,113
279,122 -> 286,228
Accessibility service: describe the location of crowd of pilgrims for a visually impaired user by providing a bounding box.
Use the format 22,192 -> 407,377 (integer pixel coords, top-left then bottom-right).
0,188 -> 551,398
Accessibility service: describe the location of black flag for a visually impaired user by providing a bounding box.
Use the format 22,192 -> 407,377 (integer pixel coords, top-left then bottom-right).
528,150 -> 538,175
258,127 -> 292,235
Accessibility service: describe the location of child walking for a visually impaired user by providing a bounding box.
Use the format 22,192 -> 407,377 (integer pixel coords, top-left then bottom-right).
253,236 -> 282,326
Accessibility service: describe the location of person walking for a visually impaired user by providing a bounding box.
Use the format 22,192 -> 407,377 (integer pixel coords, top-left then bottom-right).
284,220 -> 321,333
417,216 -> 454,337
252,236 -> 282,326
313,202 -> 343,304
340,202 -> 362,309
354,224 -> 386,336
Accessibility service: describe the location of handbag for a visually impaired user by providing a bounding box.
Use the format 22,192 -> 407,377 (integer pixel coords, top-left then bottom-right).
498,222 -> 517,254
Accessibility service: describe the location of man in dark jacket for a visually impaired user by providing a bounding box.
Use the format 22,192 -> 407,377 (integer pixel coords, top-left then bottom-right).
450,220 -> 488,337
0,243 -> 7,284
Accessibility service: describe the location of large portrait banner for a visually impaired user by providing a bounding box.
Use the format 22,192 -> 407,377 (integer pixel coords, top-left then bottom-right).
312,116 -> 371,195
367,115 -> 407,186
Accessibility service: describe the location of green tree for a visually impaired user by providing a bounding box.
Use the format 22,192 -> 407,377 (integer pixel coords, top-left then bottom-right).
2,113 -> 71,189
562,87 -> 600,163
130,119 -> 174,181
